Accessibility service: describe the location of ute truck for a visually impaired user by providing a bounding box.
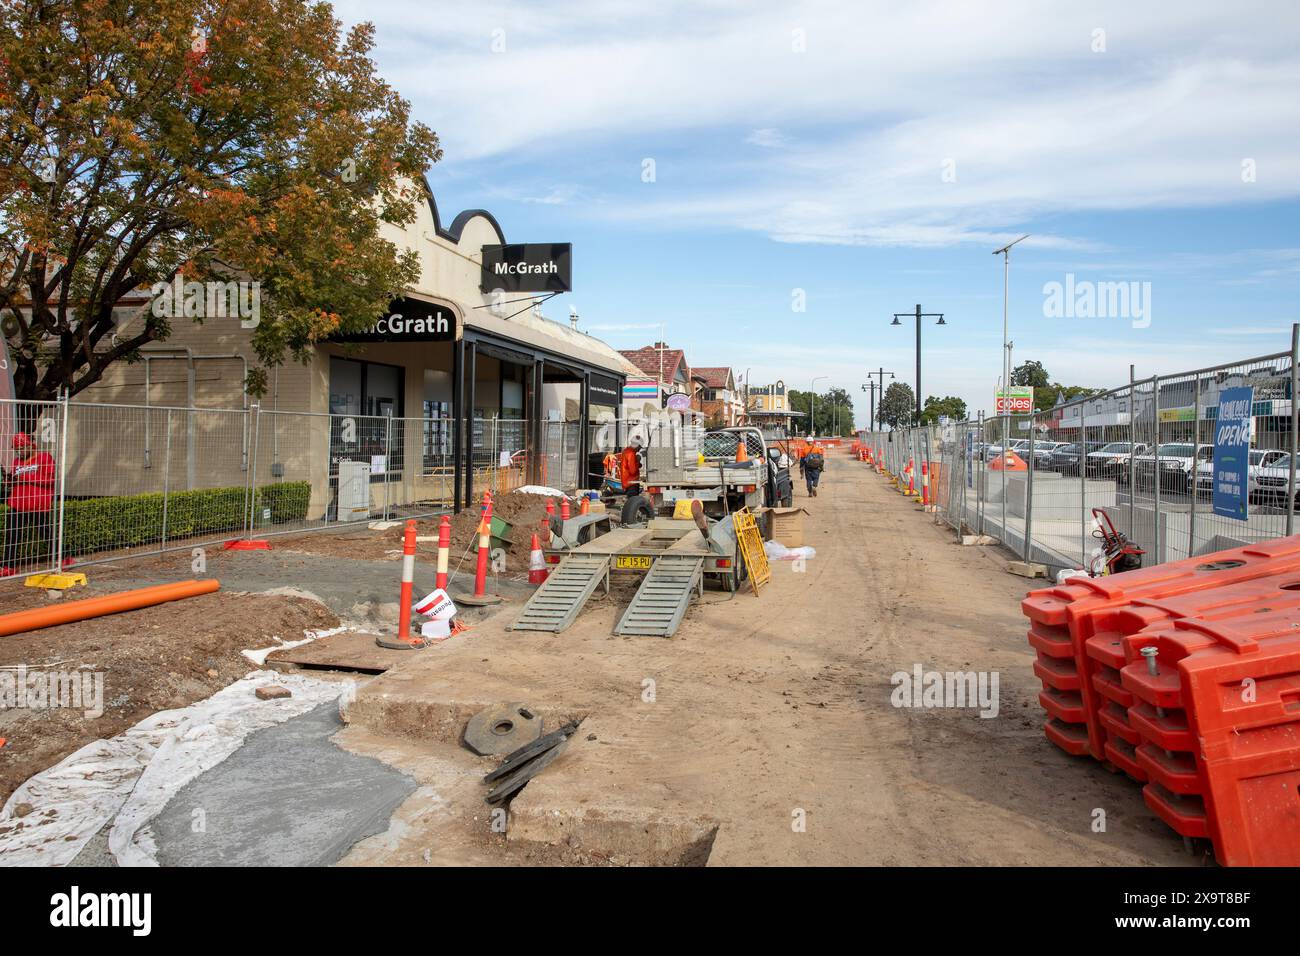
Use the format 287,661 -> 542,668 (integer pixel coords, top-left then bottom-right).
620,425 -> 794,525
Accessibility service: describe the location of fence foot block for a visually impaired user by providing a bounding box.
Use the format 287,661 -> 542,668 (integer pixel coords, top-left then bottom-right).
1006,560 -> 1049,579
224,539 -> 271,551
24,572 -> 87,591
961,534 -> 999,546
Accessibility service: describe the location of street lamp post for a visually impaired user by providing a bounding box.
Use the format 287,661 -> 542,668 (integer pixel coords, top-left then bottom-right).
891,305 -> 945,423
861,382 -> 878,435
993,235 -> 1029,452
870,368 -> 896,429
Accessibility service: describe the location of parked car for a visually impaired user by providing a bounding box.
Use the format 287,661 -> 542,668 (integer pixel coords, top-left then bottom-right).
1026,440 -> 1067,468
1045,441 -> 1107,475
984,438 -> 1030,462
1085,441 -> 1149,480
1132,443 -> 1199,493
1195,448 -> 1288,500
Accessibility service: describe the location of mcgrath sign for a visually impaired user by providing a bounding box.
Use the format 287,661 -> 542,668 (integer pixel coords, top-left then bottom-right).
1212,386 -> 1253,521
480,243 -> 572,293
332,297 -> 457,343
995,386 -> 1034,414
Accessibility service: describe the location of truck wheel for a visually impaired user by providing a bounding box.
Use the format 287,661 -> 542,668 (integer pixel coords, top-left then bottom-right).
621,494 -> 655,526
733,547 -> 749,590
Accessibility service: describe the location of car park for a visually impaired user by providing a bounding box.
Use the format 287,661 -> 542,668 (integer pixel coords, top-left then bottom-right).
1045,441 -> 1107,475
1085,441 -> 1149,480
1194,448 -> 1288,500
1132,443 -> 1199,493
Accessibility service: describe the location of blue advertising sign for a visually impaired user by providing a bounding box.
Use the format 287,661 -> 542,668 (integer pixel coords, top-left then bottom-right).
1212,386 -> 1254,521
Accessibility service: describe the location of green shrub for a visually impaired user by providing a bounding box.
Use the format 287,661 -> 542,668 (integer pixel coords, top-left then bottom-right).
0,481 -> 312,559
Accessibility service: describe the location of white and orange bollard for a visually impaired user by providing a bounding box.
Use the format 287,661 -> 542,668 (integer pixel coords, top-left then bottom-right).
377,520 -> 426,649
435,514 -> 451,591
906,457 -> 916,496
456,492 -> 502,606
921,462 -> 930,506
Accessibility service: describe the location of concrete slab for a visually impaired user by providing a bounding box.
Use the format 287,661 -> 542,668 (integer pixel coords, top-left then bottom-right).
149,703 -> 418,867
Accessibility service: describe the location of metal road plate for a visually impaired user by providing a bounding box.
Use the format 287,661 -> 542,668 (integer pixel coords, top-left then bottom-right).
614,555 -> 653,570
464,703 -> 543,756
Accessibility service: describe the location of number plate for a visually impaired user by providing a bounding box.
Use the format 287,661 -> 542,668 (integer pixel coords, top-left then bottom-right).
614,555 -> 653,571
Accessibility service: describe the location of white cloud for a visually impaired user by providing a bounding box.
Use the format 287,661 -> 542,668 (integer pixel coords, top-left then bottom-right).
745,128 -> 787,149
333,0 -> 1300,248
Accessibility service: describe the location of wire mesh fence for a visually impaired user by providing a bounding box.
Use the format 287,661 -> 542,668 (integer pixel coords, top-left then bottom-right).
864,337 -> 1300,577
0,398 -> 591,582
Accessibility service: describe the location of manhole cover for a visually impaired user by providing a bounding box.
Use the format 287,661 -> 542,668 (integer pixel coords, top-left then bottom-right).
464,703 -> 543,756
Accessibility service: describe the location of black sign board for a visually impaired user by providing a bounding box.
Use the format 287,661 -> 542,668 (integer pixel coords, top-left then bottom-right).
588,373 -> 621,407
480,243 -> 572,294
332,297 -> 457,343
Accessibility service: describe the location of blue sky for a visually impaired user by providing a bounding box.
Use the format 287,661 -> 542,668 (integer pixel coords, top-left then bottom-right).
334,0 -> 1300,426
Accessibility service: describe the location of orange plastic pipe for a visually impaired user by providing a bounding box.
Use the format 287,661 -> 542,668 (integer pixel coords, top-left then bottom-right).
0,579 -> 220,637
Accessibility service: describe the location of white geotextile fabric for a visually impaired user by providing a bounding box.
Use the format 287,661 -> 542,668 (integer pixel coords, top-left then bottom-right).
515,485 -> 565,497
764,540 -> 817,561
0,671 -> 348,867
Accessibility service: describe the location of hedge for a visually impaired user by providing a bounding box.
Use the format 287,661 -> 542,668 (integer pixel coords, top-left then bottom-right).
0,481 -> 312,559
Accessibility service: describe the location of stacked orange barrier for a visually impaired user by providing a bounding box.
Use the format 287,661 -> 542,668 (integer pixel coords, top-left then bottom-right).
1022,535 -> 1300,865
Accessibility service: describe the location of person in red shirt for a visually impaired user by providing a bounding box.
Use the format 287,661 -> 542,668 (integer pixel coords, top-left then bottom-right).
1,432 -> 58,576
618,437 -> 643,496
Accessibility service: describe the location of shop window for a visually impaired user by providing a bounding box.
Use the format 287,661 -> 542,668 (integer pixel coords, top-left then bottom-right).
328,356 -> 405,475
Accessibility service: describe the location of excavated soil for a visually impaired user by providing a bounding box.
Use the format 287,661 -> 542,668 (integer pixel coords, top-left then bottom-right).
0,590 -> 338,805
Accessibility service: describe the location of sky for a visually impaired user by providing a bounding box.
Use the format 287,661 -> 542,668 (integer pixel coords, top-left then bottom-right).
332,0 -> 1300,427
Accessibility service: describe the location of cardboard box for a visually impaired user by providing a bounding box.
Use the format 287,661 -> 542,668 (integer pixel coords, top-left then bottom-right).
766,507 -> 808,547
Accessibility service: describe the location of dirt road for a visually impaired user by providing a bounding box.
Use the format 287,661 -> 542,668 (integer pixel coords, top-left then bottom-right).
341,449 -> 1194,866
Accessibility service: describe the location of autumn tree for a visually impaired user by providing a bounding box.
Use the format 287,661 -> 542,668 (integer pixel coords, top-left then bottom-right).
0,0 -> 440,399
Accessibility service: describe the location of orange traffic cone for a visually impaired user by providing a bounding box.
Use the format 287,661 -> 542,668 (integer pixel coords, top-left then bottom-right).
560,496 -> 571,520
735,439 -> 749,463
528,532 -> 549,585
579,495 -> 590,515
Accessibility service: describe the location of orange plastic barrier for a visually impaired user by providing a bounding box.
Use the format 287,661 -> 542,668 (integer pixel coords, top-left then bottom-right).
0,579 -> 221,636
1025,536 -> 1300,864
988,450 -> 1027,471
1116,603 -> 1300,865
1024,535 -> 1300,761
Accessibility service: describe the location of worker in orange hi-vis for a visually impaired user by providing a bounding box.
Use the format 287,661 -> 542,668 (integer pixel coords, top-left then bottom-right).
618,437 -> 644,497
1,432 -> 58,577
800,442 -> 826,498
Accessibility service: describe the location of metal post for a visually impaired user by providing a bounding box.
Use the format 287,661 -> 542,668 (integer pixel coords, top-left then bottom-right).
384,409 -> 394,520
1128,365 -> 1136,539
1289,323 -> 1298,537
1081,414 -> 1088,570
1152,374 -> 1162,563
1190,375 -> 1200,557
977,411 -> 985,535
161,409 -> 173,549
246,403 -> 260,539
53,392 -> 70,573
1001,414 -> 1008,541
1024,422 -> 1035,561
914,304 -> 922,422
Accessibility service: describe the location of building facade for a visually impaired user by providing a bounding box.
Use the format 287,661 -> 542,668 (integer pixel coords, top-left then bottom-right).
68,178 -> 632,514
